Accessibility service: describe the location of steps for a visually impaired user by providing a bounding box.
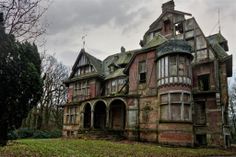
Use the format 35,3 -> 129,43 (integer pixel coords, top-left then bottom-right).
77,129 -> 126,141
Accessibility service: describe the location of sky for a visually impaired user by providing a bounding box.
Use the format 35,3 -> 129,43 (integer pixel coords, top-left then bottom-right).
40,0 -> 236,70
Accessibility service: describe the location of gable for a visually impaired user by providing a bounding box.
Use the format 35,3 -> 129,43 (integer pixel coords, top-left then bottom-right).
69,49 -> 102,79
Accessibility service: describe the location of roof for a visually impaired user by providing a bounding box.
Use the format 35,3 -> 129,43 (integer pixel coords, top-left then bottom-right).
207,33 -> 227,45
144,34 -> 167,49
69,49 -> 102,79
105,68 -> 126,80
147,9 -> 192,34
211,43 -> 228,59
207,33 -> 229,60
156,39 -> 192,59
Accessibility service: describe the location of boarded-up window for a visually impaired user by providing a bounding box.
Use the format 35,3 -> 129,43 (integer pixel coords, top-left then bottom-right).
139,61 -> 146,83
194,102 -> 206,125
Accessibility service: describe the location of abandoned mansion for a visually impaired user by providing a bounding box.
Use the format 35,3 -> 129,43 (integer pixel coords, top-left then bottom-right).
63,0 -> 232,147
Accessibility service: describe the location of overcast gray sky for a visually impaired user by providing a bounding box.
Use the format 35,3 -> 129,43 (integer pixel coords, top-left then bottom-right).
40,0 -> 236,69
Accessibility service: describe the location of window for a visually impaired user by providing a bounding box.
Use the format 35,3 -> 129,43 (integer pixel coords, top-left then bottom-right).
111,80 -> 117,93
73,82 -> 79,101
196,134 -> 207,146
198,74 -> 210,91
175,23 -> 183,35
65,106 -> 77,124
179,56 -> 185,76
169,56 -> 177,76
164,20 -> 171,33
139,61 -> 146,83
160,92 -> 191,121
194,102 -> 206,125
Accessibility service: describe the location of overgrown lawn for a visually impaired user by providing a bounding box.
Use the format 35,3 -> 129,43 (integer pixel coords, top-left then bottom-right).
0,139 -> 235,157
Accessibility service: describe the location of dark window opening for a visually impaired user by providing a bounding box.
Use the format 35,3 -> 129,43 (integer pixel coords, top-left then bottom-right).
139,61 -> 146,83
175,23 -> 183,35
198,74 -> 210,91
196,134 -> 207,146
139,73 -> 146,83
164,20 -> 171,33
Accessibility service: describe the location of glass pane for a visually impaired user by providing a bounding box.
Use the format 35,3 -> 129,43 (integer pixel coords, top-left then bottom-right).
160,94 -> 168,103
170,93 -> 181,102
160,105 -> 168,120
184,104 -> 190,120
171,104 -> 181,120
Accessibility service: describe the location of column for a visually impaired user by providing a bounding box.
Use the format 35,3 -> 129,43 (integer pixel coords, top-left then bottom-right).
91,110 -> 94,128
81,112 -> 84,129
106,108 -> 109,128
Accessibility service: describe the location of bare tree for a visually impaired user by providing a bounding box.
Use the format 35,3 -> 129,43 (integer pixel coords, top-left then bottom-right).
0,0 -> 50,41
229,79 -> 236,135
22,54 -> 69,130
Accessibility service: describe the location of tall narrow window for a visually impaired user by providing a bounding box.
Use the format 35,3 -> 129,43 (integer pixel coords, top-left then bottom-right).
194,102 -> 206,125
164,20 -> 171,34
169,56 -> 177,76
111,80 -> 116,93
139,61 -> 146,83
179,56 -> 185,76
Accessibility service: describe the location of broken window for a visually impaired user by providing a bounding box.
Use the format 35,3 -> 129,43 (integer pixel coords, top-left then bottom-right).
139,61 -> 146,83
196,134 -> 207,146
198,74 -> 210,91
169,56 -> 177,76
194,102 -> 206,125
111,80 -> 117,93
175,22 -> 184,35
164,20 -> 171,34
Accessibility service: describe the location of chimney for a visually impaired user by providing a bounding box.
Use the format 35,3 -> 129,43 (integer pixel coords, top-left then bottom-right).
162,0 -> 175,13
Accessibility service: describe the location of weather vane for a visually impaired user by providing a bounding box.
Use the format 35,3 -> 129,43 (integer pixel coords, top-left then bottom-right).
82,34 -> 87,49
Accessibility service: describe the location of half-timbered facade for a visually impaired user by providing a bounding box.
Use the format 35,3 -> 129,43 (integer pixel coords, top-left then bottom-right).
63,0 -> 232,147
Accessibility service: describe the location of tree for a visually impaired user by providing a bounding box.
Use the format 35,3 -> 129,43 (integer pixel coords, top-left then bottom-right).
0,0 -> 49,41
22,54 -> 69,130
229,75 -> 236,137
0,17 -> 42,146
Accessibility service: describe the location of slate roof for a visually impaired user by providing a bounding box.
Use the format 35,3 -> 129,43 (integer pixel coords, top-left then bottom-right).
143,34 -> 167,49
206,33 -> 229,60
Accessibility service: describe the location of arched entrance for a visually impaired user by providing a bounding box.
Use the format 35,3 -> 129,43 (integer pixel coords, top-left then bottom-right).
109,99 -> 126,130
83,103 -> 91,128
94,101 -> 107,129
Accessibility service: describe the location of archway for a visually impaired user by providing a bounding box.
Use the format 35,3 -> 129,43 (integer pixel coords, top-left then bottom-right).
94,101 -> 107,129
83,103 -> 91,128
109,99 -> 126,130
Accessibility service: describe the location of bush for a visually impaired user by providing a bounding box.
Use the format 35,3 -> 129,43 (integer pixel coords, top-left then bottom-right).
16,128 -> 35,138
7,130 -> 18,140
7,128 -> 62,140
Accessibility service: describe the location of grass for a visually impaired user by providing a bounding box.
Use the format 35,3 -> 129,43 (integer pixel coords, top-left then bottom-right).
0,138 -> 235,157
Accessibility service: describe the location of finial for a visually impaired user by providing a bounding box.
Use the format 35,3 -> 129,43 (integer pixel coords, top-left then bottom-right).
82,34 -> 87,49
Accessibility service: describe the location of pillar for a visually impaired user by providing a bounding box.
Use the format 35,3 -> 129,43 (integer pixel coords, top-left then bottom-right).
91,110 -> 94,128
